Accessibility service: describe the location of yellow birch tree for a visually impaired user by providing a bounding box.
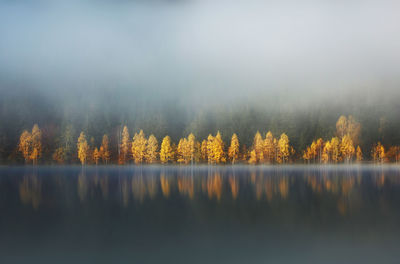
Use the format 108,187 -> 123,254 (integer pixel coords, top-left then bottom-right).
100,134 -> 110,164
201,140 -> 208,162
250,131 -> 264,164
264,131 -> 275,164
277,133 -> 290,164
160,136 -> 174,164
131,130 -> 147,164
340,134 -> 355,163
120,126 -> 130,164
77,132 -> 89,165
321,141 -> 331,164
146,134 -> 158,163
228,133 -> 240,164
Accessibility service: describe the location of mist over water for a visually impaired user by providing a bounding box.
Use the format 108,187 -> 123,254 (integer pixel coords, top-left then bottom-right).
2,166 -> 400,263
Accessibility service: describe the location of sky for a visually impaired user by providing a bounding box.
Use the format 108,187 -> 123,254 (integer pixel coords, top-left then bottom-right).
1,0 -> 400,109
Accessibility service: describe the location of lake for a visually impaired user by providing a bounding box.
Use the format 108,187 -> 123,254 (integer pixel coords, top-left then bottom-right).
1,165 -> 400,263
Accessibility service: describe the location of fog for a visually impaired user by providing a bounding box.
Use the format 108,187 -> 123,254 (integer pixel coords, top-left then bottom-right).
1,0 -> 400,109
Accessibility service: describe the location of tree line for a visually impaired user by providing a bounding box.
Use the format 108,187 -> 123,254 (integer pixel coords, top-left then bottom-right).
14,115 -> 400,165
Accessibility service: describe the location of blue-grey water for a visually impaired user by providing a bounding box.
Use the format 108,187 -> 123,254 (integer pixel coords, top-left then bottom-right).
1,166 -> 400,264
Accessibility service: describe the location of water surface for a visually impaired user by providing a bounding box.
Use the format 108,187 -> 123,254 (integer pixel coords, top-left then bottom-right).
1,165 -> 400,263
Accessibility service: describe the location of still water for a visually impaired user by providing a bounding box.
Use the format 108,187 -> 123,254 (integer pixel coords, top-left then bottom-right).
1,165 -> 400,263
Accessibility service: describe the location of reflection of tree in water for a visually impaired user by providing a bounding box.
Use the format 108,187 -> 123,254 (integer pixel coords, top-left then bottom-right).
146,174 -> 158,200
205,171 -> 222,201
77,171 -> 88,202
160,173 -> 170,198
121,178 -> 130,207
77,170 -> 109,202
67,168 -> 400,215
19,174 -> 42,210
178,174 -> 194,199
229,175 -> 239,200
131,175 -> 147,203
99,176 -> 109,200
249,170 -> 290,201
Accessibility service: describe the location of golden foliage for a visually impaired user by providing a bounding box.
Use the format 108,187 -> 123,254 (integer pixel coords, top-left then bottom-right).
372,142 -> 385,164
93,147 -> 100,165
146,134 -> 158,163
356,146 -> 363,162
249,131 -> 264,164
119,126 -> 130,164
160,136 -> 174,164
277,133 -> 290,164
336,115 -> 361,144
263,131 -> 275,164
52,147 -> 65,164
201,140 -> 208,161
18,130 -> 31,162
100,134 -> 110,164
387,146 -> 400,163
228,133 -> 240,164
341,134 -> 355,163
131,130 -> 147,164
18,124 -> 42,164
77,132 -> 89,165
30,124 -> 42,164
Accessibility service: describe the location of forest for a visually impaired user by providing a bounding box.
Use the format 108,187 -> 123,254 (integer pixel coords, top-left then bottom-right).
1,81 -> 400,166
8,115 -> 400,165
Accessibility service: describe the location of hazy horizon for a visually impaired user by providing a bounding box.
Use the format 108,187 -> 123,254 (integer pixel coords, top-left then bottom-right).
1,0 -> 400,109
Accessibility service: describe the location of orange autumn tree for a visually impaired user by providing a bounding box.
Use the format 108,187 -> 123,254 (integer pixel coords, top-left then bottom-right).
387,146 -> 400,163
321,141 -> 331,164
93,147 -> 100,165
249,131 -> 264,164
356,146 -> 363,162
18,130 -> 32,163
206,132 -> 226,164
100,134 -> 111,164
228,133 -> 240,164
372,142 -> 385,164
187,133 -> 196,164
30,124 -> 42,165
330,137 -> 341,163
206,134 -> 215,164
18,124 -> 42,165
303,136 -> 342,164
263,131 -> 275,164
213,132 -> 226,164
